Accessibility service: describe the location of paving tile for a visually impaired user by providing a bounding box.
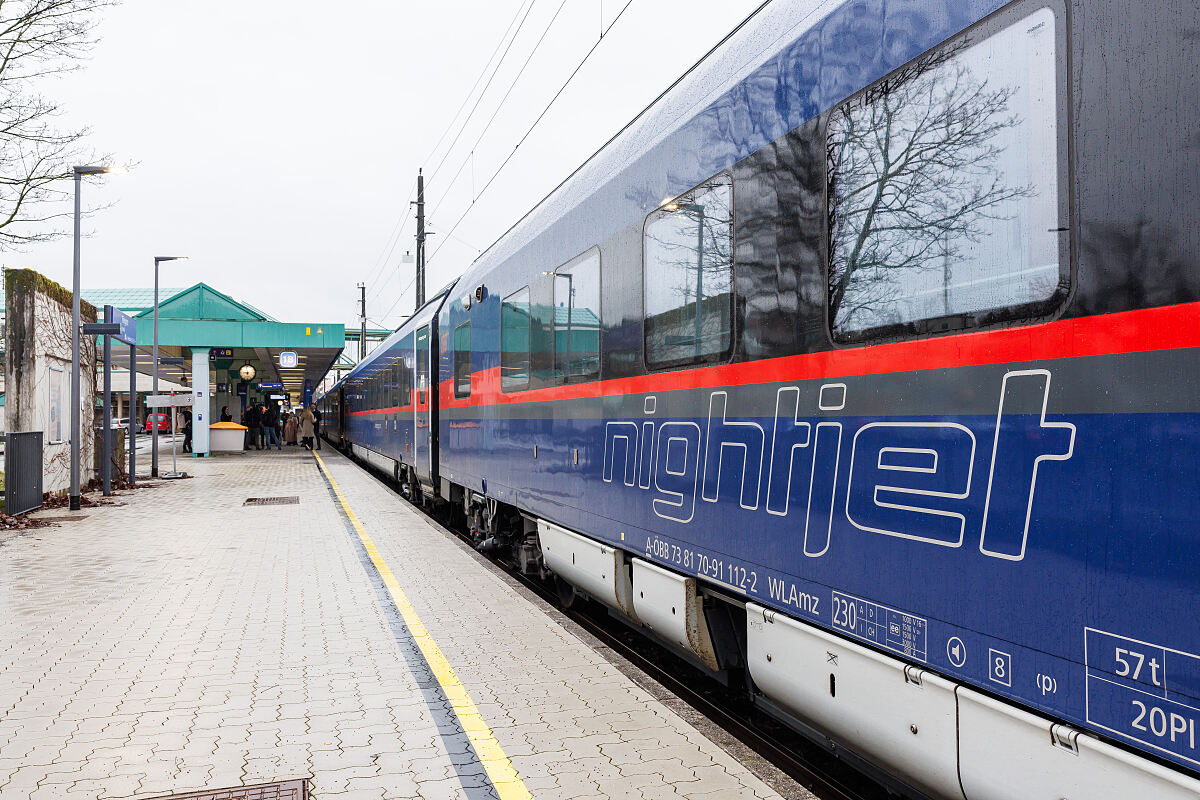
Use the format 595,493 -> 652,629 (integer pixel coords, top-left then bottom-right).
0,450 -> 789,800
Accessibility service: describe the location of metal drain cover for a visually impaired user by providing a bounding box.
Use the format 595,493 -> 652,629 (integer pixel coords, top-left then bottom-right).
146,778 -> 307,799
243,496 -> 300,506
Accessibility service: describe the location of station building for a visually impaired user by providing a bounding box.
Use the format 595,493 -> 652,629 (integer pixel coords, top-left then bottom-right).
105,282 -> 346,456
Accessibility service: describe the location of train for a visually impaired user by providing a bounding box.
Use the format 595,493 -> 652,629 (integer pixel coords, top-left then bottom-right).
318,1 -> 1200,797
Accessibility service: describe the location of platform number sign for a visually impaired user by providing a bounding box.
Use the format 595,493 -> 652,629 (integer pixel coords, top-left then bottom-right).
279,351 -> 298,369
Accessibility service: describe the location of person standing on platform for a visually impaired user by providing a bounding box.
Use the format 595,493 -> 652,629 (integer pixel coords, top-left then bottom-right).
220,406 -> 233,422
311,404 -> 322,450
181,409 -> 193,454
262,401 -> 281,450
284,410 -> 298,445
244,402 -> 262,451
259,404 -> 269,449
299,405 -> 315,450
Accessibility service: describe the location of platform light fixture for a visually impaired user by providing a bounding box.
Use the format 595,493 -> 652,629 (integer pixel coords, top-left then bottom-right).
69,164 -> 125,511
152,256 -> 188,478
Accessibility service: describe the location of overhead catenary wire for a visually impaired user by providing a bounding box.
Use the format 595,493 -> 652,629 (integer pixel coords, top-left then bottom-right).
429,0 -> 573,220
426,0 -> 543,186
379,272 -> 418,323
363,177 -> 418,290
428,219 -> 482,254
428,0 -> 637,264
423,0 -> 540,175
365,0 -> 538,306
429,0 -> 775,269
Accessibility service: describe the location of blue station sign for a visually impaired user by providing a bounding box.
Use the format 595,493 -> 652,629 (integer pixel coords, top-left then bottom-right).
105,306 -> 137,346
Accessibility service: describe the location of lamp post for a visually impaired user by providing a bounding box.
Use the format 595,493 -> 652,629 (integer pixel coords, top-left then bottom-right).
69,164 -> 124,512
151,256 -> 187,477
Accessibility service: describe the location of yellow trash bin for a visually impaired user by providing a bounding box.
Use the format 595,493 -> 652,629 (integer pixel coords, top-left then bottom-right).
209,421 -> 248,452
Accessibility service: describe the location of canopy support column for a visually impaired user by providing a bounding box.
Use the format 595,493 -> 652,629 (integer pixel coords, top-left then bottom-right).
191,347 -> 211,456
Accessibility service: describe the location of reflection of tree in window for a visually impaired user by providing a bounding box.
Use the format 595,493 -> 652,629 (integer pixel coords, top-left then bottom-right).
645,178 -> 733,366
828,12 -> 1059,339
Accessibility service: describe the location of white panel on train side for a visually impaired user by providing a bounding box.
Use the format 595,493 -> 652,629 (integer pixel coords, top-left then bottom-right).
631,558 -> 719,671
958,687 -> 1200,800
537,520 -> 638,621
746,603 -> 965,800
351,444 -> 395,475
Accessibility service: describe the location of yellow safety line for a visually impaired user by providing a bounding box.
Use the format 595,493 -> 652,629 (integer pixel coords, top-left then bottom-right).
314,452 -> 532,800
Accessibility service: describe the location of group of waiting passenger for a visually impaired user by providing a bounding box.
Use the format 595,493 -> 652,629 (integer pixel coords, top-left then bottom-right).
219,401 -> 320,451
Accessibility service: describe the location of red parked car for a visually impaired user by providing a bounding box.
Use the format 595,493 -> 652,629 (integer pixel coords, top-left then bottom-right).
145,413 -> 170,432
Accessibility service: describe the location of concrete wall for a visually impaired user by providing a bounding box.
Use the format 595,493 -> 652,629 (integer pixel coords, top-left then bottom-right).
5,269 -> 97,494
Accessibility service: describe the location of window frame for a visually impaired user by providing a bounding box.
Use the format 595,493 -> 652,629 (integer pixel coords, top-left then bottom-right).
500,286 -> 532,393
415,325 -> 430,405
823,0 -> 1073,347
453,321 -> 472,399
551,247 -> 603,384
641,171 -> 737,372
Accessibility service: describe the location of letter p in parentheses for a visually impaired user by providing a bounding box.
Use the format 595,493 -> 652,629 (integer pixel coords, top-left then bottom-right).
979,370 -> 1076,561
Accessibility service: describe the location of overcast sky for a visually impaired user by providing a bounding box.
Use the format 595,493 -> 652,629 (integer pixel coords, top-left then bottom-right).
5,0 -> 765,330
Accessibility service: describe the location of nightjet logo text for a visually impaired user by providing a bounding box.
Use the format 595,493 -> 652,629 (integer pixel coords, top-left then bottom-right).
603,370 -> 1076,562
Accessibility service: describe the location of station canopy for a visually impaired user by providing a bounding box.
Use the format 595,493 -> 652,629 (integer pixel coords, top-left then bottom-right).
102,282 -> 344,405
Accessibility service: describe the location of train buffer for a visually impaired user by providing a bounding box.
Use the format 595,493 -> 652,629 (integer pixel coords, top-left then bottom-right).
0,448 -> 806,800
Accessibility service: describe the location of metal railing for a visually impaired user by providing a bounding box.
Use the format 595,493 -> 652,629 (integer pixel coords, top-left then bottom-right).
4,431 -> 43,515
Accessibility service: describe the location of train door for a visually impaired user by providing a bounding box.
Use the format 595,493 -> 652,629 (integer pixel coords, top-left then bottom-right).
335,390 -> 344,446
413,324 -> 435,492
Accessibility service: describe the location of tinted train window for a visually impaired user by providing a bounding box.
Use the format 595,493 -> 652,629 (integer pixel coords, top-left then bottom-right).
399,356 -> 412,406
453,322 -> 472,398
827,9 -> 1065,343
416,326 -> 429,404
644,175 -> 733,368
501,287 -> 531,392
554,249 -> 601,382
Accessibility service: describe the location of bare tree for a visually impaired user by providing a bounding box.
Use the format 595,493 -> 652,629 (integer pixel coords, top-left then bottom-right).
0,0 -> 111,250
827,42 -> 1034,333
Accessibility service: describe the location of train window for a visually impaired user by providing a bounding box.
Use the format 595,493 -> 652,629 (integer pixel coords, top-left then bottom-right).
402,356 -> 412,406
644,174 -> 733,369
416,326 -> 429,404
453,322 -> 472,398
827,8 -> 1066,343
553,249 -> 601,382
501,287 -> 531,392
390,361 -> 400,408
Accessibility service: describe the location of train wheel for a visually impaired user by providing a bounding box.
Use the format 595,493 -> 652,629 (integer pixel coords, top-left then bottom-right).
554,576 -> 577,609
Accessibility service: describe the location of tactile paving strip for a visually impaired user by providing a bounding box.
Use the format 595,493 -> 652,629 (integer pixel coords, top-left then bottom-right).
242,496 -> 300,506
145,779 -> 307,800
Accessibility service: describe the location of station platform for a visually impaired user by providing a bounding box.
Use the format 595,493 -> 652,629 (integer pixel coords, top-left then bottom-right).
0,448 -> 802,800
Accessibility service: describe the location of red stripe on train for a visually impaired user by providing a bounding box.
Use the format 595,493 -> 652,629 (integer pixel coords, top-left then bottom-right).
349,404 -> 414,417
434,302 -> 1200,409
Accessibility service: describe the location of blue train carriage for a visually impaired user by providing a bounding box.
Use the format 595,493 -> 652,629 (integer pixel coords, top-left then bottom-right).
342,285 -> 455,493
333,0 -> 1200,797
